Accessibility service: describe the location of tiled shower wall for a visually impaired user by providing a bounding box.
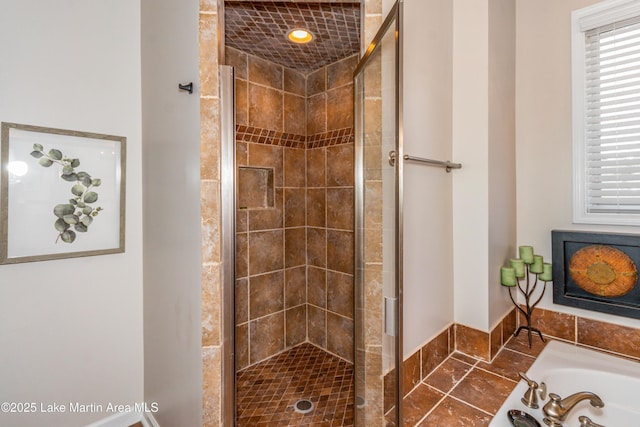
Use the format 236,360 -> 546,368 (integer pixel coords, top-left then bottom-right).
306,55 -> 357,362
228,47 -> 357,369
229,47 -> 308,370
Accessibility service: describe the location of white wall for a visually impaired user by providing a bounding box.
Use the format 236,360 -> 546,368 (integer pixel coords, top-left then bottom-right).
452,0 -> 491,331
141,0 -> 203,425
0,1 -> 143,426
516,0 -> 640,328
402,0 -> 454,357
488,0 -> 516,330
453,0 -> 516,332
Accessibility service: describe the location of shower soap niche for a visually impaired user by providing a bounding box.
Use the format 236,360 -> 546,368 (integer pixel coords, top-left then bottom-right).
238,166 -> 274,209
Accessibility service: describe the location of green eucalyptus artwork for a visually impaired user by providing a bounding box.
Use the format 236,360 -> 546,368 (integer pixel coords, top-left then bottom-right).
30,143 -> 103,244
1,122 -> 125,265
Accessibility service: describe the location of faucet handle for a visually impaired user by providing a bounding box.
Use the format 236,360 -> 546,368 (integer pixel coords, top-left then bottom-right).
547,393 -> 561,403
518,372 -> 547,409
578,415 -> 605,427
538,381 -> 547,400
518,372 -> 533,384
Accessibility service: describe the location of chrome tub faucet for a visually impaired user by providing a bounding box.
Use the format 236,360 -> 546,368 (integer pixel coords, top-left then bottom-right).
542,392 -> 605,427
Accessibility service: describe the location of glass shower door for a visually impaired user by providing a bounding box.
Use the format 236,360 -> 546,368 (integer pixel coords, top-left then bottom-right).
354,2 -> 402,426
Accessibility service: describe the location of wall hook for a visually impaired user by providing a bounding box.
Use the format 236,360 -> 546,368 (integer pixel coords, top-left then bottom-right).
178,82 -> 194,94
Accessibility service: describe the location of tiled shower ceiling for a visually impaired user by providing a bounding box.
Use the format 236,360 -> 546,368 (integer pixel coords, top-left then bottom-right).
225,1 -> 361,73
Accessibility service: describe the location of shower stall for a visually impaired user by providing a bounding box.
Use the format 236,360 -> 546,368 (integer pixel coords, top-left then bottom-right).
219,1 -> 404,426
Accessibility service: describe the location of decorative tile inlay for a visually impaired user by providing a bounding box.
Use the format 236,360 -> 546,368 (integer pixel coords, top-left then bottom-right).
225,1 -> 361,72
308,128 -> 355,148
236,125 -> 307,148
236,125 -> 354,148
236,342 -> 354,426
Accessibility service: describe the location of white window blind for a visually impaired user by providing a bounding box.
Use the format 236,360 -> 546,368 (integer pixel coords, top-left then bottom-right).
585,15 -> 640,214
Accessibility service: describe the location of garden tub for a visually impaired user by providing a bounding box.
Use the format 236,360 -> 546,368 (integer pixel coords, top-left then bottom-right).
490,340 -> 640,426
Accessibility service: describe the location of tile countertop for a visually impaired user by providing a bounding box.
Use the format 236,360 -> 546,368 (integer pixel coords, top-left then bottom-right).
402,333 -> 547,427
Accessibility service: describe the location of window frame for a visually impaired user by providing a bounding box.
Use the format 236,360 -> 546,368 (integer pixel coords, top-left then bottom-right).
572,0 -> 640,225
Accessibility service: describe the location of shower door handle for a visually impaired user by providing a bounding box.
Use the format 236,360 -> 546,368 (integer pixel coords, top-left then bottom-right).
388,150 -> 397,166
384,296 -> 397,336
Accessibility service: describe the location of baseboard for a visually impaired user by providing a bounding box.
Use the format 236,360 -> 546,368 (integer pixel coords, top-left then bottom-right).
142,412 -> 160,427
85,410 -> 141,427
84,408 -> 159,427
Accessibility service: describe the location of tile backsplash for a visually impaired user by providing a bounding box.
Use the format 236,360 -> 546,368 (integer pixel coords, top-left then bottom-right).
519,306 -> 640,360
229,47 -> 357,369
396,305 -> 640,411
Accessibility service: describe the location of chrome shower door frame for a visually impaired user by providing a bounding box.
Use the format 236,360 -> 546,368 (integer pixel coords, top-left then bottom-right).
220,64 -> 236,427
354,1 -> 404,425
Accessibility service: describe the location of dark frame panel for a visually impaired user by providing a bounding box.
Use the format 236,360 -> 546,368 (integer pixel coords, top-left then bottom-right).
552,230 -> 640,319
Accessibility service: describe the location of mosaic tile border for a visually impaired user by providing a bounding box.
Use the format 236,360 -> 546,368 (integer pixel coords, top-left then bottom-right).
307,128 -> 355,148
236,125 -> 354,149
236,125 -> 306,148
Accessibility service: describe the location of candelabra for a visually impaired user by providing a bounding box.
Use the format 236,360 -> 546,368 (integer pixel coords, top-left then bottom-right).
500,246 -> 553,348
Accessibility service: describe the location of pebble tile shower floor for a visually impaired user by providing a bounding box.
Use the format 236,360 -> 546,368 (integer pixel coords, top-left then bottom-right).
236,342 -> 354,426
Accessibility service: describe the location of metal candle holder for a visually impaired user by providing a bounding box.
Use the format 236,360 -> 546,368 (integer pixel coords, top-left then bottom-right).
508,264 -> 549,348
501,247 -> 553,348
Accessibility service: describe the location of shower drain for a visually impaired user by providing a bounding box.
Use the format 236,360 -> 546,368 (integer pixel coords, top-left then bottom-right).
293,399 -> 314,414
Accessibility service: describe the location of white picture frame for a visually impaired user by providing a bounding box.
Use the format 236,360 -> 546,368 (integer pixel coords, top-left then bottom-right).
0,122 -> 126,264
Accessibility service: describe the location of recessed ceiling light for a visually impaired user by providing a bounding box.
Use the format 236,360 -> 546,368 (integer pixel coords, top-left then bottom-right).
287,28 -> 313,44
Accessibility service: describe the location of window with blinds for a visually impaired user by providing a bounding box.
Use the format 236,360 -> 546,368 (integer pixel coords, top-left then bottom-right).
573,1 -> 640,225
584,16 -> 640,215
